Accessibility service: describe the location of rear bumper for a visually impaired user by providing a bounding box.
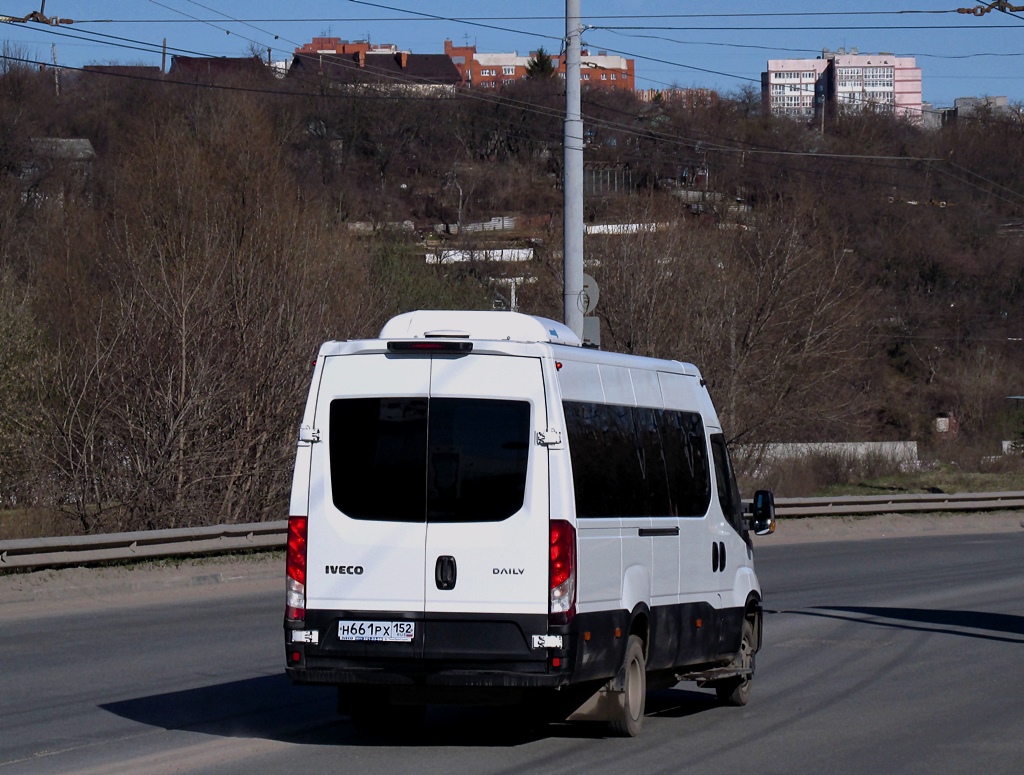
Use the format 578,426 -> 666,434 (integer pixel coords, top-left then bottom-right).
287,663 -> 568,689
286,609 -> 570,690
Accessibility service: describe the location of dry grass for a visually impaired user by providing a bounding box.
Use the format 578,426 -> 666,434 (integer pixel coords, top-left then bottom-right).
0,507 -> 74,541
740,449 -> 1024,499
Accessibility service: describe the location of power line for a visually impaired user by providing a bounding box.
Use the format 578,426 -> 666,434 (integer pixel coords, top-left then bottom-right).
147,0 -> 269,51
341,0 -> 563,45
595,24 -> 1020,31
65,10 -> 969,24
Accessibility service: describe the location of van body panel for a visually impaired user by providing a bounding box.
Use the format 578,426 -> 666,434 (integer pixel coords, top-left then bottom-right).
725,564 -> 760,611
570,608 -> 631,681
658,370 -> 715,418
620,562 -> 651,614
557,359 -> 604,403
650,515 -> 681,607
575,518 -> 623,614
631,368 -> 662,407
598,364 -> 635,404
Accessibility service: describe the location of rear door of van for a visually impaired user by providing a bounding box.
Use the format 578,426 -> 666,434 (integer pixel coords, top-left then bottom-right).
306,348 -> 549,661
423,353 -> 549,617
307,354 -> 430,615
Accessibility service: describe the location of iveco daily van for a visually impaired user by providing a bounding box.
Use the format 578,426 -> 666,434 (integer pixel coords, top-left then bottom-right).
284,310 -> 775,736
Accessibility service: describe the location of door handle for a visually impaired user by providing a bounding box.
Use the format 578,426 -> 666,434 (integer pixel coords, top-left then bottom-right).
639,527 -> 679,537
435,555 -> 457,590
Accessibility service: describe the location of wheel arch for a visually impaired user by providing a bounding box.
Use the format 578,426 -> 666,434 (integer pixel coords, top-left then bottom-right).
744,592 -> 763,652
627,602 -> 651,658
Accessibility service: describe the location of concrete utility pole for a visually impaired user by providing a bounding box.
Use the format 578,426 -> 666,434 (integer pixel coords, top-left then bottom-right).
563,0 -> 584,339
51,44 -> 59,95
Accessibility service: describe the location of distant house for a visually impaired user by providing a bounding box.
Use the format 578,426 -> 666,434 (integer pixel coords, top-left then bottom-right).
289,39 -> 461,93
167,55 -> 271,85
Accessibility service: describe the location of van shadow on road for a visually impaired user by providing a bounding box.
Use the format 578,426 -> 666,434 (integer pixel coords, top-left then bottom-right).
779,606 -> 1024,644
101,675 -> 721,747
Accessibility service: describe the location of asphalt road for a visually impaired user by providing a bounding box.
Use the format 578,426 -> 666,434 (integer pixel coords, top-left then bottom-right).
1,532 -> 1022,774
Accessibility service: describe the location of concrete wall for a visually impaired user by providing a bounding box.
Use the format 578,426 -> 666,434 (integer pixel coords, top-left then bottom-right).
752,441 -> 919,463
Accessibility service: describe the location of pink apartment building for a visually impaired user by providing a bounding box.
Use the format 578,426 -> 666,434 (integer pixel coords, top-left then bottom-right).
763,49 -> 923,123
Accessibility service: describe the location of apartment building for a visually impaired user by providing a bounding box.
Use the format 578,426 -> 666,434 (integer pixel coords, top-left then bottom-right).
444,40 -> 634,90
636,88 -> 719,109
763,49 -> 923,123
762,59 -> 829,119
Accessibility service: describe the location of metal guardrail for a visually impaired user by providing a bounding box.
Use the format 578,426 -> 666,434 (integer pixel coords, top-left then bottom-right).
0,520 -> 287,571
2,492 -> 1023,571
775,491 -> 1024,517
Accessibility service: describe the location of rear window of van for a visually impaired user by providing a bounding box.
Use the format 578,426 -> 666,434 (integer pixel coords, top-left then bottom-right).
329,397 -> 531,523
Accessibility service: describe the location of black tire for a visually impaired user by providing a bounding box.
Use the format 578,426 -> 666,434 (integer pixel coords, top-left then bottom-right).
715,619 -> 755,706
607,634 -> 647,737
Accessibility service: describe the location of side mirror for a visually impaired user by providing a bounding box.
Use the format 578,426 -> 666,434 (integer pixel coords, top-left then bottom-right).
750,490 -> 776,536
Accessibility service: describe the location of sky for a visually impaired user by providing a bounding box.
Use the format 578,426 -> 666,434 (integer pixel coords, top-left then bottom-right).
2,1 -> 1023,107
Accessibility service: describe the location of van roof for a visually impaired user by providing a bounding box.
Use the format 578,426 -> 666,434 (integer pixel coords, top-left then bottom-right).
379,310 -> 582,347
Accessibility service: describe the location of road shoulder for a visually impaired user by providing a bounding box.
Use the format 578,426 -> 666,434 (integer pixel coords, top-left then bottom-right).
763,511 -> 1024,545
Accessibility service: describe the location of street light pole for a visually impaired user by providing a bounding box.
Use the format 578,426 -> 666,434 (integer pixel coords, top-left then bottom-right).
563,0 -> 584,339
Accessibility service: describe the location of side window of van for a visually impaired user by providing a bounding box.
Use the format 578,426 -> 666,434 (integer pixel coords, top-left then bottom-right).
329,397 -> 531,523
563,402 -> 711,518
710,433 -> 745,533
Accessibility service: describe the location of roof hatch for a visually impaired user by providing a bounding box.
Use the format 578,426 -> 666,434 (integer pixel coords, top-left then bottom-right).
379,310 -> 582,347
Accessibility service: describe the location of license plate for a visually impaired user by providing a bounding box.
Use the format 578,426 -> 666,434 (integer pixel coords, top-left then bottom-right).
338,620 -> 415,642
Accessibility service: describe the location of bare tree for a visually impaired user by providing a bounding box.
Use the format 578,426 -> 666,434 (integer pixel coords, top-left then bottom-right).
591,199 -> 868,446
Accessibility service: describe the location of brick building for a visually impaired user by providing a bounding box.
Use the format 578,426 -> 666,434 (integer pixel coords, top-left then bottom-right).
290,38 -> 460,90
444,40 -> 634,90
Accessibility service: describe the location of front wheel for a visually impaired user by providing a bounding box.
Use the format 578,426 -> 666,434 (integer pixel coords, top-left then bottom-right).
607,634 -> 647,737
715,619 -> 755,706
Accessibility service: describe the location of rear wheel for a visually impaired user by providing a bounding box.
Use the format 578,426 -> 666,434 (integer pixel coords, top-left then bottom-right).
607,634 -> 646,737
715,619 -> 755,706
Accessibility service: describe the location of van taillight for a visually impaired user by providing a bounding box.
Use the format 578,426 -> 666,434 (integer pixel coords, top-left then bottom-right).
286,516 -> 307,621
549,520 -> 576,624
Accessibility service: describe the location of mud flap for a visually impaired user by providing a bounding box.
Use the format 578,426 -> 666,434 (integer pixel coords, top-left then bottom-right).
566,664 -> 627,722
